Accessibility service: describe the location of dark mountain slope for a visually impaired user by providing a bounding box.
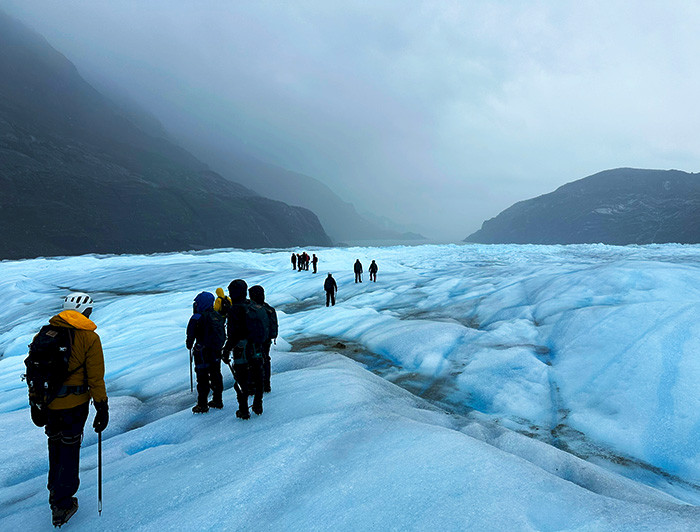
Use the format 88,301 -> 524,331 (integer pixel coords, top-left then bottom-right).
0,11 -> 330,259
189,144 -> 425,244
465,168 -> 700,245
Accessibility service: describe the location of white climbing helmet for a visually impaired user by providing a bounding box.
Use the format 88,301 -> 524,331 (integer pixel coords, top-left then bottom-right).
63,292 -> 94,313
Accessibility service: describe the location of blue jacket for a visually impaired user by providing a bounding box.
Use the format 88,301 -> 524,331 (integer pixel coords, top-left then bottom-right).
186,292 -> 224,352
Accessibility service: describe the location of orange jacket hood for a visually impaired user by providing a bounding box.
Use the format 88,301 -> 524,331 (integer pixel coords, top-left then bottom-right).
49,310 -> 97,331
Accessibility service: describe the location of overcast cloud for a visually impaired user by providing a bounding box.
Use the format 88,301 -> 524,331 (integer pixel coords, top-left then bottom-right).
3,1 -> 700,240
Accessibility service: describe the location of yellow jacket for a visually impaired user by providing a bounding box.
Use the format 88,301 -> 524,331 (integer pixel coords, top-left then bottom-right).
47,310 -> 108,409
213,287 -> 231,314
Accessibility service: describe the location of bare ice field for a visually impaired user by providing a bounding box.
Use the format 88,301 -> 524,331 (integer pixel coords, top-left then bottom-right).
2,244 -> 700,530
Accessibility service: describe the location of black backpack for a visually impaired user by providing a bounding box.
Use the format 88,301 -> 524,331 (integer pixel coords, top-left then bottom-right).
24,325 -> 77,416
217,296 -> 231,317
245,302 -> 270,352
263,303 -> 278,340
200,309 -> 226,351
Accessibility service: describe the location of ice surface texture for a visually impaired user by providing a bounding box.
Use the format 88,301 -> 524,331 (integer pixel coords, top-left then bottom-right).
1,244 -> 700,530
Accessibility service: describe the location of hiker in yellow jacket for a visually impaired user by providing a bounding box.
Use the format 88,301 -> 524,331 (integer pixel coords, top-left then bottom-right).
27,292 -> 108,527
213,287 -> 231,316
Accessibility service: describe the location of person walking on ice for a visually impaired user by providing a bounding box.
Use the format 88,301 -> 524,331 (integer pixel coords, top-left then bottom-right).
369,260 -> 378,282
223,279 -> 266,419
186,291 -> 226,413
249,285 -> 277,393
312,253 -> 318,273
25,292 -> 108,528
324,273 -> 338,306
354,259 -> 363,283
291,252 -> 297,270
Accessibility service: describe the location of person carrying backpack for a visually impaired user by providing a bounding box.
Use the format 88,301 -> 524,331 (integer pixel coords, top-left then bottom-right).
324,273 -> 338,307
25,292 -> 108,528
369,260 -> 378,282
223,279 -> 266,419
249,285 -> 277,393
186,291 -> 226,413
213,287 -> 231,317
312,254 -> 318,274
354,259 -> 363,283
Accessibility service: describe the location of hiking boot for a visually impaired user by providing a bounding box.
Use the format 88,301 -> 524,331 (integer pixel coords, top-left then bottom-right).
192,404 -> 209,414
52,497 -> 78,528
208,399 -> 223,409
236,408 -> 250,420
252,401 -> 263,416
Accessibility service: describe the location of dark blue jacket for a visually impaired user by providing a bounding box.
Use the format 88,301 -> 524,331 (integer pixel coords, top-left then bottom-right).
186,292 -> 225,352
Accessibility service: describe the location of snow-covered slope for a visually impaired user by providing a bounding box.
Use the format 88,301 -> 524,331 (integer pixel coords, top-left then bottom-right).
1,244 -> 700,530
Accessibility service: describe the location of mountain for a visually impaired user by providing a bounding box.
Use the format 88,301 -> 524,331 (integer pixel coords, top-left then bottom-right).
0,10 -> 331,260
465,168 -> 700,245
185,144 -> 425,244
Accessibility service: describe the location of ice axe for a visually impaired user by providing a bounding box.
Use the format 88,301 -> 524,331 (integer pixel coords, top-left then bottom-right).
189,348 -> 193,393
98,431 -> 102,516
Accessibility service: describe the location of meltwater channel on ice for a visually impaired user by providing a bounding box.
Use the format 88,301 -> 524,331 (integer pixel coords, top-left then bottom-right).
2,243 -> 700,531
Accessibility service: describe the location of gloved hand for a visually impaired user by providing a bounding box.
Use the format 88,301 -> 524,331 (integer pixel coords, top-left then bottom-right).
93,400 -> 109,433
222,350 -> 231,365
30,404 -> 47,427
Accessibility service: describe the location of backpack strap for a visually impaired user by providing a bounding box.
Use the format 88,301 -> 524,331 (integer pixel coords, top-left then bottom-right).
60,328 -> 87,395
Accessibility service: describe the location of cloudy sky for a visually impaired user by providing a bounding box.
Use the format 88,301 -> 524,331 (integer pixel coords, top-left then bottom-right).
3,1 -> 700,240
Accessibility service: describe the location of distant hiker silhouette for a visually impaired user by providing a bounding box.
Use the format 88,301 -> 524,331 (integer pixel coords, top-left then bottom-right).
369,260 -> 378,282
186,291 -> 225,413
312,254 -> 318,273
291,253 -> 297,270
26,292 -> 108,527
354,259 -> 363,283
324,273 -> 338,306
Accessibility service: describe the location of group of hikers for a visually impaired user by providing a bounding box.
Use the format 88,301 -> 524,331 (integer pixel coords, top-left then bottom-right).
353,259 -> 378,283
291,251 -> 318,273
291,253 -> 379,284
23,253 -> 383,527
320,258 -> 380,307
186,280 -> 278,418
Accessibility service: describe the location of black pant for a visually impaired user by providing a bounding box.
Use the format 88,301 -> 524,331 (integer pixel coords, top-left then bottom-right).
355,272 -> 362,283
370,271 -> 377,282
326,290 -> 336,306
313,262 -> 317,273
232,359 -> 263,412
194,347 -> 223,406
45,402 -> 89,510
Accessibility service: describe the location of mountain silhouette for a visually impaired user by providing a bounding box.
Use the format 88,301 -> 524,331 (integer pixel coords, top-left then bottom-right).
466,168 -> 700,245
0,10 -> 331,259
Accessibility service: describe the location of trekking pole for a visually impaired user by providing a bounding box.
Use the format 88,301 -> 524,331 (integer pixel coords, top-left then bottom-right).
189,348 -> 194,393
98,431 -> 103,516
